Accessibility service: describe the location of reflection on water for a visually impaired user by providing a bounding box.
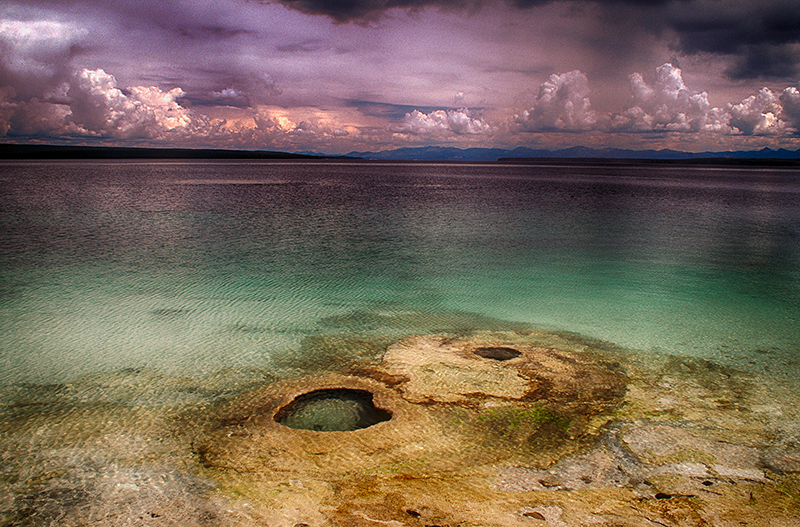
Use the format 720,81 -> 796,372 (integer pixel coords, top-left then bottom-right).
1,161 -> 800,524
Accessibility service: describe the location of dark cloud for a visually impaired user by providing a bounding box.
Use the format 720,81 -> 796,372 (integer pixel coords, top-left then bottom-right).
725,44 -> 800,80
3,0 -> 800,151
346,99 -> 449,119
174,25 -> 254,40
269,0 -> 683,22
181,71 -> 282,108
654,0 -> 800,79
667,4 -> 800,54
272,0 -> 452,22
270,0 -> 800,80
12,0 -> 799,83
10,0 -> 256,43
276,39 -> 326,52
272,0 -> 665,21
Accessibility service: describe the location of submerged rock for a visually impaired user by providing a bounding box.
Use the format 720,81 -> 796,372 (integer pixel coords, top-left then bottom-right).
376,332 -> 627,427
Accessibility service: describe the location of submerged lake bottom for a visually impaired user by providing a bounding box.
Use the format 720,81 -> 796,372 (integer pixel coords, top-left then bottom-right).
1,161 -> 800,525
2,320 -> 799,527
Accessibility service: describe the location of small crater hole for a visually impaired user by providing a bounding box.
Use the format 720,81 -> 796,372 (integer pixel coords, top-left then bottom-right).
474,346 -> 521,361
274,388 -> 392,432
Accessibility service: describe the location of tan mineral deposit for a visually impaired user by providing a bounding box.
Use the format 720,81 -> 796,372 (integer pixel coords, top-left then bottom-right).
188,330 -> 800,527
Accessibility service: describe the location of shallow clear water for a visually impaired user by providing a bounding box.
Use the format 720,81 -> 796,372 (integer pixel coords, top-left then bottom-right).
1,160 -> 799,387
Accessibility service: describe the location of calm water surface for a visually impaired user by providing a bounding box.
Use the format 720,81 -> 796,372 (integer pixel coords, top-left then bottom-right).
1,160 -> 799,386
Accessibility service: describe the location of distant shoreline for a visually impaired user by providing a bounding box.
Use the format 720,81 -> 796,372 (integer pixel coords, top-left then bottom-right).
0,144 -> 339,161
2,143 -> 800,166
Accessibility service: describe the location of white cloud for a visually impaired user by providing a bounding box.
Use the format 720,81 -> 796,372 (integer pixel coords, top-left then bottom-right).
2,55 -> 799,151
611,63 -> 726,133
212,87 -> 243,100
727,87 -> 790,135
508,63 -> 800,140
128,85 -> 191,131
606,63 -> 800,137
67,68 -> 191,138
391,108 -> 491,135
253,109 -> 293,133
513,70 -> 597,132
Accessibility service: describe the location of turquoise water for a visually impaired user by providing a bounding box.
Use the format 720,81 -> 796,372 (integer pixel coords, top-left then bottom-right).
1,160 -> 799,387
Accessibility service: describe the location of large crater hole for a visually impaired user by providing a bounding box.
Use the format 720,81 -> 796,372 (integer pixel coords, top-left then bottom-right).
474,346 -> 522,361
274,388 -> 392,432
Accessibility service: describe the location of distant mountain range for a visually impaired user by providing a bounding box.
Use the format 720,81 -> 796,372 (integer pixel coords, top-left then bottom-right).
3,142 -> 800,164
346,145 -> 800,163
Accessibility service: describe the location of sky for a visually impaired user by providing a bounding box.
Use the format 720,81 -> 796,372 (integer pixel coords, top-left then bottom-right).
1,0 -> 800,154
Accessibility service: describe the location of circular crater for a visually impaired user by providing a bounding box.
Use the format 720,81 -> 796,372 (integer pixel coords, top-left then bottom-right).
473,346 -> 521,361
274,388 -> 392,432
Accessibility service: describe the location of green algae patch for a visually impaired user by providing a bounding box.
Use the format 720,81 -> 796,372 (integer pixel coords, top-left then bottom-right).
476,406 -> 573,441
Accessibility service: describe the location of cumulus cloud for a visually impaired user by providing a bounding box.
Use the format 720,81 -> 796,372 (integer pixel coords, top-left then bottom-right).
726,87 -> 798,135
212,87 -> 245,101
0,67 -> 195,140
611,63 -> 727,133
510,63 -> 800,138
608,63 -> 800,136
8,99 -> 71,136
513,70 -> 597,132
391,108 -> 492,135
67,69 -> 191,138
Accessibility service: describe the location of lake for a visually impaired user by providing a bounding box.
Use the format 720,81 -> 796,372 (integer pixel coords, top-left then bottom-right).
1,160 -> 799,525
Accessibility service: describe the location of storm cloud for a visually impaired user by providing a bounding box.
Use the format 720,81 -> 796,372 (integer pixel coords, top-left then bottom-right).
658,0 -> 800,79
